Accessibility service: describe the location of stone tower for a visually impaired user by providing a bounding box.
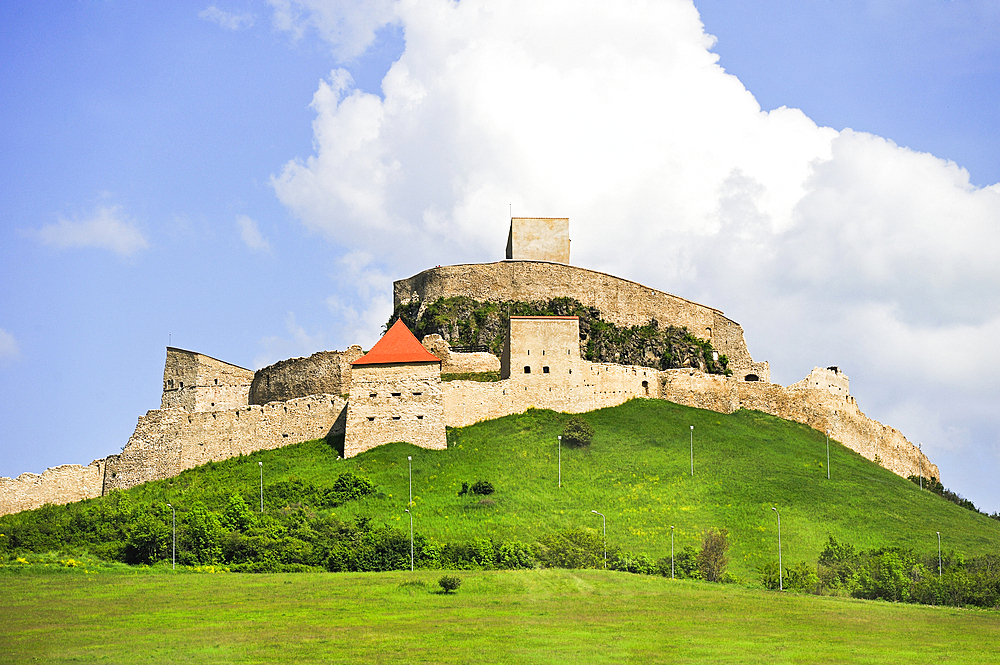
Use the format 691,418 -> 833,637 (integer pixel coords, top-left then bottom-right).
505,217 -> 571,263
344,320 -> 446,458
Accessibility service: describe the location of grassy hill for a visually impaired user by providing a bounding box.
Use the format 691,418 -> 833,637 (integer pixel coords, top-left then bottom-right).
107,398 -> 1000,581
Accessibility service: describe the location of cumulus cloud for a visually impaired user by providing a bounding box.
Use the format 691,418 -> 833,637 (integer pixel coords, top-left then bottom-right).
269,0 -> 397,60
35,205 -> 149,256
199,6 -> 255,30
0,328 -> 20,363
270,0 -> 1000,509
236,215 -> 271,251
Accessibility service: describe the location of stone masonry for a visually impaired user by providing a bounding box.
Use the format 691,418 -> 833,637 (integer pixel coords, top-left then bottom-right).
161,347 -> 254,412
506,217 -> 571,263
249,346 -> 364,405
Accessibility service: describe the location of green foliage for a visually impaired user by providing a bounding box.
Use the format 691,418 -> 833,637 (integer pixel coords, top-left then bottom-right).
561,416 -> 594,448
908,475 -> 981,513
438,574 -> 462,593
697,527 -> 730,582
388,295 -> 727,373
441,371 -> 502,382
534,528 -> 610,569
470,480 -> 495,496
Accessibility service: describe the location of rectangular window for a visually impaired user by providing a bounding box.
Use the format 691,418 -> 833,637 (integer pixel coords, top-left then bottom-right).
412,392 -> 422,396
543,366 -> 550,373
391,392 -> 401,397
392,416 -> 401,420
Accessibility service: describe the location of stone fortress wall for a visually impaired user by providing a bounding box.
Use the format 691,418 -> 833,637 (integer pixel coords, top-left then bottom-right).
249,346 -> 364,405
0,217 -> 939,516
161,348 -> 255,412
393,260 -> 771,382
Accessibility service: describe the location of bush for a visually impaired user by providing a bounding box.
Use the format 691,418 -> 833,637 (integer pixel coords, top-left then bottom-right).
562,417 -> 594,448
470,480 -> 495,496
438,574 -> 462,594
535,528 -> 610,569
697,528 -> 729,582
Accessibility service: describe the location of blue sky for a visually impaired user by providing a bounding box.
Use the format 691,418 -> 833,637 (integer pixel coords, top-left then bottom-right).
2,0 -> 998,514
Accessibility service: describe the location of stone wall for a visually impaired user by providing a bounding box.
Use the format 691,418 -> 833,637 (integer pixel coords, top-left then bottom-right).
0,461 -> 106,516
506,217 -> 571,263
789,366 -> 850,398
393,261 -> 768,381
103,395 -> 348,492
161,348 -> 254,412
345,363 -> 446,458
659,369 -> 938,481
249,346 -> 365,405
421,335 -> 500,374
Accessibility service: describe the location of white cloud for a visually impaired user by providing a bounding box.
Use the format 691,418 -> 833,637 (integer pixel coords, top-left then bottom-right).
269,0 -> 1000,509
199,6 -> 255,30
269,0 -> 397,60
0,328 -> 20,363
35,205 -> 149,256
236,215 -> 271,251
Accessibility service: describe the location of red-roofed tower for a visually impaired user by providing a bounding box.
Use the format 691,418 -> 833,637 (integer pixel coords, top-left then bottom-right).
344,319 -> 446,457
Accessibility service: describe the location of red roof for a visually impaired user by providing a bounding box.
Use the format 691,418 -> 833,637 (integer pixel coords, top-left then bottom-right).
352,319 -> 441,366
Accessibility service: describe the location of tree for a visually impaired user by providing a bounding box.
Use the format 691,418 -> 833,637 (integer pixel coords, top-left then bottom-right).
697,528 -> 729,582
562,416 -> 594,447
438,574 -> 462,594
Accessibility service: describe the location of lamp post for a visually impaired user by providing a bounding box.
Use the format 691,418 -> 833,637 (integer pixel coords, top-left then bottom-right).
689,425 -> 694,477
937,531 -> 942,578
166,503 -> 175,570
670,525 -> 675,579
407,455 -> 412,506
592,510 -> 606,569
772,506 -> 782,591
558,436 -> 562,488
405,509 -> 414,572
826,428 -> 831,480
258,461 -> 263,513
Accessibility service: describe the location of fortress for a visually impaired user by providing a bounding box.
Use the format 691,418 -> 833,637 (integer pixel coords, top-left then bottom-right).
0,218 -> 938,515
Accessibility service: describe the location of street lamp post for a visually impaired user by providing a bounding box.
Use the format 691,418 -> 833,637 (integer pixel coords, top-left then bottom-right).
937,531 -> 942,578
826,428 -> 831,480
592,510 -> 606,569
772,506 -> 782,591
405,509 -> 414,572
258,461 -> 263,513
670,525 -> 675,579
166,503 -> 175,570
689,425 -> 694,477
407,456 -> 412,506
558,436 -> 562,488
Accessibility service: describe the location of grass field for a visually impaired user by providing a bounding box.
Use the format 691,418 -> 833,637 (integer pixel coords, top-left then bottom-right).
117,399 -> 1000,580
2,567 -> 999,664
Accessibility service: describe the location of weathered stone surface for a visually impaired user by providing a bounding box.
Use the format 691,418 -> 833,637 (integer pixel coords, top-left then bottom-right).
506,217 -> 571,263
421,335 -> 500,374
345,363 -> 446,458
249,346 -> 364,405
0,461 -> 106,516
161,348 -> 254,412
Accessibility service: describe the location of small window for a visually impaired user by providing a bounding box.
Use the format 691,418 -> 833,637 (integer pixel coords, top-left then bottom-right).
391,392 -> 401,397
179,381 -> 183,388
211,402 -> 215,407
214,379 -> 218,385
417,415 -> 424,420
392,416 -> 401,421
543,366 -> 550,374
370,393 -> 377,398
569,369 -> 572,374
527,350 -> 530,355
367,417 -> 375,421
412,392 -> 422,396
524,366 -> 531,374
542,350 -> 545,356
745,374 -> 759,382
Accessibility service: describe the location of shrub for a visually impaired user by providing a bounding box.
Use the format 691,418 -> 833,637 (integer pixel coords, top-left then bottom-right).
438,574 -> 462,594
697,528 -> 729,582
470,480 -> 495,496
562,416 -> 594,448
457,482 -> 469,497
535,528 -> 609,569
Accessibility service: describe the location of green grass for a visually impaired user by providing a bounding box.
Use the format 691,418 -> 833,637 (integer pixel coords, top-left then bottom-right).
1,567 -> 999,664
110,399 -> 1000,581
441,370 -> 502,381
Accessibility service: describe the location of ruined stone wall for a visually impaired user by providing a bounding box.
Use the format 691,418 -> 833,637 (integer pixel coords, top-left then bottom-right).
345,363 -> 446,458
0,461 -> 106,516
249,346 -> 365,405
103,395 -> 348,492
421,335 -> 500,374
658,369 -> 938,482
789,366 -> 850,398
506,217 -> 571,263
161,348 -> 254,412
393,261 -> 766,380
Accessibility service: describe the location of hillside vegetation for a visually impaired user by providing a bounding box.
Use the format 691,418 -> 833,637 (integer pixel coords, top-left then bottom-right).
3,399 -> 998,586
